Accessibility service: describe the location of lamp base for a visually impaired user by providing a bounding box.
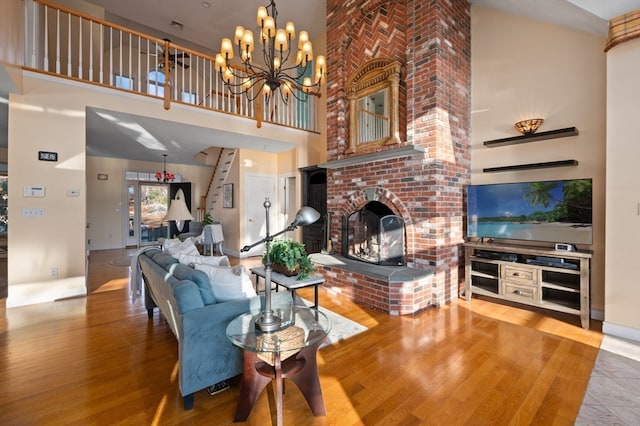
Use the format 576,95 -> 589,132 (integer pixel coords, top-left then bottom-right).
254,311 -> 282,332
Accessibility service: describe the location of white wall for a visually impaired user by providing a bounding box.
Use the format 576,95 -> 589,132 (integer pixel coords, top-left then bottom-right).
471,6 -> 607,315
0,0 -> 24,92
86,156 -> 211,250
8,84 -> 88,285
7,71 -> 321,305
604,37 -> 640,339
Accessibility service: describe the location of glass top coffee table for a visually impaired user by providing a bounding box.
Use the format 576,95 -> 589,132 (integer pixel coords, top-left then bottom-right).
226,306 -> 331,426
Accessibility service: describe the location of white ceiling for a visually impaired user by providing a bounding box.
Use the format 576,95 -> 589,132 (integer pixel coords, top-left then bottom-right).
88,0 -> 327,55
3,0 -> 640,164
471,0 -> 640,36
85,107 -> 296,166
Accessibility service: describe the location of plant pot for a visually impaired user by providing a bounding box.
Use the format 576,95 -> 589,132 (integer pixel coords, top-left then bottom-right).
272,262 -> 299,277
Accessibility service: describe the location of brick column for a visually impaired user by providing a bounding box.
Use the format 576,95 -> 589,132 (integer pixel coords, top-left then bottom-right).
325,0 -> 470,306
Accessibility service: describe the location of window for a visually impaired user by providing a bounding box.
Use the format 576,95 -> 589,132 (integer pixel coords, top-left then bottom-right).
182,91 -> 197,104
147,70 -> 166,97
115,74 -> 133,90
125,171 -> 182,183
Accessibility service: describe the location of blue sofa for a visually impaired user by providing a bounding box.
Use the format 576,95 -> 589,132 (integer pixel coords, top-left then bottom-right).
138,248 -> 291,409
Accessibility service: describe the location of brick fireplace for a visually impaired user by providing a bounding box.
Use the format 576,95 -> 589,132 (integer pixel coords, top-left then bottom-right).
313,0 -> 471,314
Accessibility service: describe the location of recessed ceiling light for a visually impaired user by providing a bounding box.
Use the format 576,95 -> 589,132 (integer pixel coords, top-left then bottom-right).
201,1 -> 211,7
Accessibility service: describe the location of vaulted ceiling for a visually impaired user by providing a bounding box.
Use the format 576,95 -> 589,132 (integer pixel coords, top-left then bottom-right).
3,0 -> 640,164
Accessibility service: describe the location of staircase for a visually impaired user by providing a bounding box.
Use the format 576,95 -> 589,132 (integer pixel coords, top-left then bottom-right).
207,148 -> 237,212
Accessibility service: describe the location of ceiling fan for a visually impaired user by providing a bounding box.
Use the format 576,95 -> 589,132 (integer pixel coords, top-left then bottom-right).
142,39 -> 190,70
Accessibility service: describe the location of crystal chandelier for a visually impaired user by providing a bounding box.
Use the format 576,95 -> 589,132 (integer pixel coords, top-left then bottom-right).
215,0 -> 325,104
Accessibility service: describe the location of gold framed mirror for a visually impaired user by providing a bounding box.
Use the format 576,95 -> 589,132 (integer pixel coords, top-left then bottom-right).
346,58 -> 401,154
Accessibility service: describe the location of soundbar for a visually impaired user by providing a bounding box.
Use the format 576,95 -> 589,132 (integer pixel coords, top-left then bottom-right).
476,250 -> 518,262
525,259 -> 578,270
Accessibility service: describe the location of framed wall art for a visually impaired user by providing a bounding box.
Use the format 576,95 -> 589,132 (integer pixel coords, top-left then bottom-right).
223,183 -> 233,208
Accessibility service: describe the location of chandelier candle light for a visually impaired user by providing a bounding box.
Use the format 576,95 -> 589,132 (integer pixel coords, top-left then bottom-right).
215,0 -> 325,104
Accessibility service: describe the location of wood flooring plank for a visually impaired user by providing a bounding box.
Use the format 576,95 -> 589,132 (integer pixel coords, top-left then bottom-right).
0,248 -> 602,425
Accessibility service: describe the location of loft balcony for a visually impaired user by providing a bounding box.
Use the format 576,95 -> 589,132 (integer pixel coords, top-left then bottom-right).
22,0 -> 321,132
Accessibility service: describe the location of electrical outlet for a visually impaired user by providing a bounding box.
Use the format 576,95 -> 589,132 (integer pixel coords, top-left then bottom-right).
50,268 -> 58,277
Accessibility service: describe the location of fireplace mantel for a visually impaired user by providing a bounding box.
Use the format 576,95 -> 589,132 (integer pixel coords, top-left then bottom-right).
319,145 -> 427,169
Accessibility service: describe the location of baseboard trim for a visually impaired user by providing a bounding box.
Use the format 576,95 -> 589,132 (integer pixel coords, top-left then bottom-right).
602,321 -> 640,343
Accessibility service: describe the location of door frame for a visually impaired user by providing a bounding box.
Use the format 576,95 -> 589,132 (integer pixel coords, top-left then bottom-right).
279,172 -> 297,230
244,173 -> 277,258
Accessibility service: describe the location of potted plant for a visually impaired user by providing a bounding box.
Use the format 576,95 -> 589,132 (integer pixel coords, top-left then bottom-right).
263,239 -> 315,280
202,211 -> 214,225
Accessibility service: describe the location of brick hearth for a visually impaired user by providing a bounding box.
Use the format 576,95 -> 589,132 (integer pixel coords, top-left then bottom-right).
311,253 -> 434,315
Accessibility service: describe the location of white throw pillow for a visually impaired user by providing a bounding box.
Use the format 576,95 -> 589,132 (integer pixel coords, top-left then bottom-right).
195,264 -> 257,302
162,238 -> 181,250
165,238 -> 199,257
177,254 -> 231,267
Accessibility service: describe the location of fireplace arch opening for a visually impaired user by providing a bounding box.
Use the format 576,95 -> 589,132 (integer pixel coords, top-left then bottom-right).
343,201 -> 406,266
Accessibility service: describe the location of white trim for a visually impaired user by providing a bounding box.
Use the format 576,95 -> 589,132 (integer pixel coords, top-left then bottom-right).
602,321 -> 640,344
279,172 -> 297,227
600,335 -> 640,361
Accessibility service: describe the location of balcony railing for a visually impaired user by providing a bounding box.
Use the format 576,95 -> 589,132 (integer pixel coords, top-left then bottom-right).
358,109 -> 389,144
23,0 -> 320,132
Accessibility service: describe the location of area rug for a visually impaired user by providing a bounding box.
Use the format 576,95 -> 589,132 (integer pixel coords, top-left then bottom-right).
297,297 -> 368,347
575,335 -> 640,425
109,255 -> 133,267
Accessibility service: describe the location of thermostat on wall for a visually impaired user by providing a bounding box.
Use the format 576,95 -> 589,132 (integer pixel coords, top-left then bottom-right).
24,186 -> 45,197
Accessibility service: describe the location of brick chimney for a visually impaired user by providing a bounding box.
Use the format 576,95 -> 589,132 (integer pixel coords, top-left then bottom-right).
321,0 -> 471,310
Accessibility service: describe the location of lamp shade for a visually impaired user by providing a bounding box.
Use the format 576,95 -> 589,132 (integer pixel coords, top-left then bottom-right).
163,189 -> 194,222
290,206 -> 320,228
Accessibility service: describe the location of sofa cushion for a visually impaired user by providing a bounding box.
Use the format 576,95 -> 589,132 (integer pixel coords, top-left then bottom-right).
169,263 -> 216,305
173,280 -> 206,313
151,250 -> 179,270
165,238 -> 200,257
194,264 -> 257,302
177,254 -> 231,267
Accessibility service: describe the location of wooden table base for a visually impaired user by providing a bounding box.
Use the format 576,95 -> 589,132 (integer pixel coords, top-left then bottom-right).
234,330 -> 327,425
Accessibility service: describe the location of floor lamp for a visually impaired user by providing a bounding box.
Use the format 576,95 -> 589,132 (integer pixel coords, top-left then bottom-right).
241,198 -> 320,332
163,188 -> 194,238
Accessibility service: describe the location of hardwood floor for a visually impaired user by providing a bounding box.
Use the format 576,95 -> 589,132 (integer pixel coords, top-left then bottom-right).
0,248 -> 603,425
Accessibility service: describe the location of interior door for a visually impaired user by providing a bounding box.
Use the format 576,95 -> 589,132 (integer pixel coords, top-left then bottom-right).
125,182 -> 138,247
302,168 -> 326,254
244,174 -> 276,257
139,183 -> 168,244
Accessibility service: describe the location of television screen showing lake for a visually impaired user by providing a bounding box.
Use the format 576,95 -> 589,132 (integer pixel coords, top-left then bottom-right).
467,179 -> 593,245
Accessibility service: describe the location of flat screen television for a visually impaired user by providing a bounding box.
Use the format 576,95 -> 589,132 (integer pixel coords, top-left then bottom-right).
467,178 -> 593,245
